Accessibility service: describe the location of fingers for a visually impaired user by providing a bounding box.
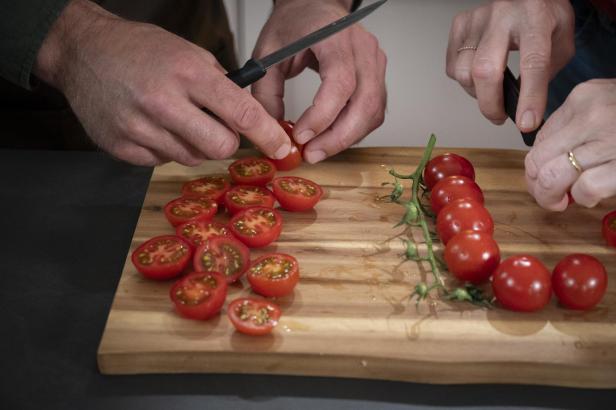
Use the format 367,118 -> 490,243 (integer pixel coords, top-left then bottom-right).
252,65 -> 286,121
571,160 -> 616,208
108,142 -> 166,167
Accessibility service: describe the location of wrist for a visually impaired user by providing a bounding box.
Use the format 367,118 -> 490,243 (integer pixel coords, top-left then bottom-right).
274,0 -> 353,12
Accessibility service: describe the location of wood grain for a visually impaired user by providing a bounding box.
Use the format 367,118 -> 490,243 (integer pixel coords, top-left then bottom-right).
97,147 -> 616,388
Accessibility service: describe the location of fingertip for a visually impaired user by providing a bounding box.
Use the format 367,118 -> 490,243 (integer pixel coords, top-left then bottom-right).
518,110 -> 538,132
295,129 -> 315,145
304,149 -> 327,164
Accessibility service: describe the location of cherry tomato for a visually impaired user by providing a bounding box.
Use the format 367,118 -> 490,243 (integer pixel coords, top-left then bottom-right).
227,297 -> 281,336
131,235 -> 192,280
602,210 -> 616,248
181,175 -> 230,204
163,196 -> 218,227
436,199 -> 494,245
224,185 -> 276,215
175,220 -> 231,248
444,231 -> 500,284
170,271 -> 228,320
492,255 -> 552,312
552,254 -> 608,310
228,157 -> 276,186
229,207 -> 283,248
270,120 -> 303,171
430,175 -> 484,216
272,176 -> 323,212
193,236 -> 250,284
247,253 -> 300,297
423,153 -> 475,190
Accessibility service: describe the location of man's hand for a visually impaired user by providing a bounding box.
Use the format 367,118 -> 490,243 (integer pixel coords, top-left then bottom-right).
33,0 -> 291,166
252,0 -> 387,164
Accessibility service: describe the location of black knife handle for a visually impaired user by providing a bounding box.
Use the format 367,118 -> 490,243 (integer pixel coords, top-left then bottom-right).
226,59 -> 267,89
503,67 -> 543,146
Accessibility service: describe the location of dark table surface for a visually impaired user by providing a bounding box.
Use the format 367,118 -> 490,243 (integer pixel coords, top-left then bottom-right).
1,149 -> 615,410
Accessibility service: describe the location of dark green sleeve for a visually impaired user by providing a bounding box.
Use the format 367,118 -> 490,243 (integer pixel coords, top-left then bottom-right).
0,0 -> 70,89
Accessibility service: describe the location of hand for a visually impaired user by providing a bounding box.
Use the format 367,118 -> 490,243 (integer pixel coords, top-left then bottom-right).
251,0 -> 387,164
33,0 -> 291,166
446,0 -> 574,132
525,79 -> 616,210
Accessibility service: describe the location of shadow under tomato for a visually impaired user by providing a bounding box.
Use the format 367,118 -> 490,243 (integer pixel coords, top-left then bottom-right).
275,208 -> 318,232
229,328 -> 281,352
550,305 -> 612,338
486,307 -> 549,337
165,311 -> 223,341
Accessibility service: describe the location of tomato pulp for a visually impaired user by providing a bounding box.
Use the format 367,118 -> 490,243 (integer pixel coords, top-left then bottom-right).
163,196 -> 218,227
229,207 -> 283,248
444,231 -> 500,284
423,153 -> 475,190
227,297 -> 281,336
181,175 -> 230,204
247,253 -> 300,297
436,199 -> 494,245
492,255 -> 552,312
176,220 -> 231,248
193,236 -> 250,284
170,272 -> 228,320
228,157 -> 276,186
131,235 -> 192,280
552,254 -> 608,310
272,176 -> 323,212
224,185 -> 276,215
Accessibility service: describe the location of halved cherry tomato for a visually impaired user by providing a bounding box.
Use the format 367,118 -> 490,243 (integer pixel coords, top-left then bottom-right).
228,157 -> 276,186
170,271 -> 228,320
181,175 -> 230,204
224,185 -> 276,215
176,220 -> 231,248
272,176 -> 323,212
229,207 -> 283,248
163,196 -> 218,227
193,236 -> 250,283
602,210 -> 616,248
492,255 -> 552,312
444,231 -> 500,284
436,199 -> 494,245
552,254 -> 608,310
269,120 -> 303,171
423,153 -> 475,190
131,235 -> 192,280
430,175 -> 484,216
227,297 -> 281,336
247,253 -> 300,297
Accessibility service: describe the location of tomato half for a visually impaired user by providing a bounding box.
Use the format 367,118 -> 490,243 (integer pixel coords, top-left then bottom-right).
163,196 -> 218,227
227,297 -> 281,336
228,157 -> 276,186
272,176 -> 323,212
430,175 -> 484,216
170,271 -> 228,320
602,210 -> 616,248
224,185 -> 276,215
436,199 -> 494,245
131,235 -> 192,280
247,253 -> 300,297
229,207 -> 283,248
181,175 -> 230,204
423,153 -> 475,190
552,254 -> 608,310
176,220 -> 231,248
193,236 -> 250,283
492,255 -> 552,312
444,231 -> 500,284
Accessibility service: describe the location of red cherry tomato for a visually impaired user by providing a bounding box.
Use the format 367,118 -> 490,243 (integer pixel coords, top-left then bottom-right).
602,210 -> 616,248
193,236 -> 250,284
423,153 -> 475,190
552,254 -> 608,310
270,120 -> 303,171
163,196 -> 218,227
170,271 -> 227,320
444,231 -> 500,284
224,185 -> 276,215
430,175 -> 484,216
272,176 -> 323,212
227,297 -> 281,336
131,235 -> 192,280
228,157 -> 276,186
181,175 -> 230,204
247,253 -> 300,297
492,255 -> 552,312
229,207 -> 283,248
176,220 -> 231,248
436,199 -> 494,245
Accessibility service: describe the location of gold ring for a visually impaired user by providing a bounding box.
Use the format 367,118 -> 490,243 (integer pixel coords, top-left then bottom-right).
457,45 -> 478,53
567,151 -> 583,173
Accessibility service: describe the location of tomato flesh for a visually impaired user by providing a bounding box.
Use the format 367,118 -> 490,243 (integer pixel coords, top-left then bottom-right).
182,176 -> 230,204
430,175 -> 484,216
163,196 -> 218,227
436,199 -> 494,245
552,254 -> 608,310
227,297 -> 281,336
229,207 -> 283,248
247,253 -> 300,297
424,153 -> 475,190
131,235 -> 192,280
270,120 -> 303,171
193,236 -> 250,283
602,210 -> 616,248
272,176 -> 323,212
224,185 -> 276,215
444,231 -> 500,284
170,272 -> 228,320
176,220 -> 231,248
228,157 -> 276,186
492,255 -> 552,312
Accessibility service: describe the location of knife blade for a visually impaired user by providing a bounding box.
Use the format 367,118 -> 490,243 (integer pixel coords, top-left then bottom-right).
226,0 -> 388,88
502,66 -> 544,146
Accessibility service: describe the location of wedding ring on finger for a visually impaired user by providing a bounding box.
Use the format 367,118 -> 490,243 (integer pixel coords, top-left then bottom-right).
457,45 -> 478,53
567,150 -> 583,174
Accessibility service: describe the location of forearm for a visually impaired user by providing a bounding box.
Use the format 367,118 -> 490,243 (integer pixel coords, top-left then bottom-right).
274,0 -> 354,11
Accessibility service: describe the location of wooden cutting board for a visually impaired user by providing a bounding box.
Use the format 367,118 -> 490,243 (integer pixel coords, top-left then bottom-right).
97,147 -> 616,388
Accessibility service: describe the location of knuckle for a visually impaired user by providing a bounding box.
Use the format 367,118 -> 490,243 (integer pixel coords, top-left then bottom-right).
472,59 -> 500,82
209,136 -> 238,160
231,98 -> 262,132
455,68 -> 474,88
361,91 -> 384,118
575,176 -> 601,205
336,72 -> 357,96
520,51 -> 551,72
537,165 -> 560,190
139,91 -> 170,118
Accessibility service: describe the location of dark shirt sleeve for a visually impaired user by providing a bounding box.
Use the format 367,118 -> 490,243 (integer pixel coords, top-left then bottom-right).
0,0 -> 70,89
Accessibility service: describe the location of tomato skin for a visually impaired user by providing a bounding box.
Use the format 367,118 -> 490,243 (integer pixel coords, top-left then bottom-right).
170,272 -> 228,320
424,153 -> 475,190
131,235 -> 192,280
175,220 -> 231,248
436,199 -> 494,245
492,255 -> 552,312
163,196 -> 218,227
227,297 -> 281,336
270,120 -> 304,171
181,176 -> 230,204
224,185 -> 276,215
229,207 -> 283,248
430,175 -> 484,216
272,176 -> 323,212
552,254 -> 608,310
602,210 -> 616,248
193,236 -> 250,284
247,253 -> 300,297
228,157 -> 277,186
444,231 -> 500,284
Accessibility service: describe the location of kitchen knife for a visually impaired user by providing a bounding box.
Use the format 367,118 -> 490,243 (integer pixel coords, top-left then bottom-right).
503,66 -> 544,146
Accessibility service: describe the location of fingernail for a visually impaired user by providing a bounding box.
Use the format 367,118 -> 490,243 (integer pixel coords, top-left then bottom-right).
520,110 -> 536,131
304,150 -> 326,164
296,129 -> 315,145
274,144 -> 291,160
